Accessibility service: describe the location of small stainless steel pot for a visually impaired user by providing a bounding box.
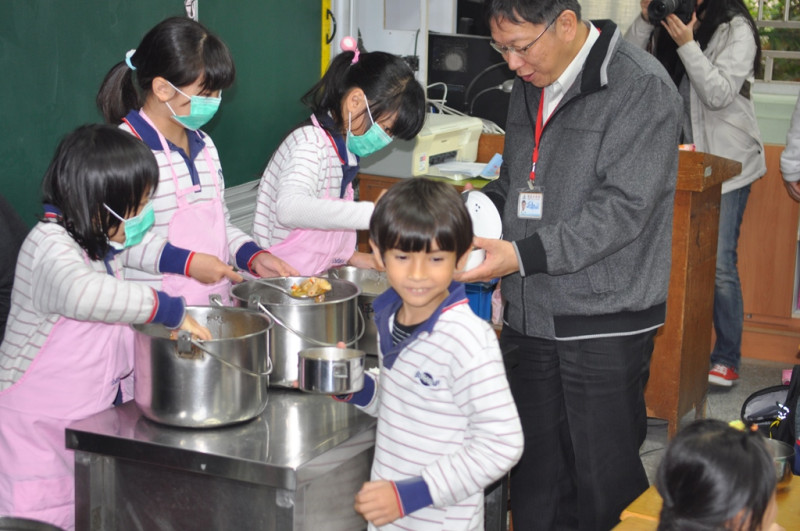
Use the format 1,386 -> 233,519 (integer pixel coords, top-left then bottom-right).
298,347 -> 365,395
133,306 -> 272,428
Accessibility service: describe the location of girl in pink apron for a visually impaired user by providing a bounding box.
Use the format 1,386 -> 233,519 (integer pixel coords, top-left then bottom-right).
0,125 -> 212,530
96,17 -> 297,305
252,40 -> 427,276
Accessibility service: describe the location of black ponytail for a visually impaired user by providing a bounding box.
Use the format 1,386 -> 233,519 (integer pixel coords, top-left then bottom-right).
97,16 -> 235,124
302,50 -> 426,141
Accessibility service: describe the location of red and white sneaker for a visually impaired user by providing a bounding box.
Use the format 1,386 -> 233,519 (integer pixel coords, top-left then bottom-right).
708,364 -> 739,387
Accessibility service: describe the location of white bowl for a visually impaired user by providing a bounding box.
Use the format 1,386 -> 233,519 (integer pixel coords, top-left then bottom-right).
464,248 -> 486,272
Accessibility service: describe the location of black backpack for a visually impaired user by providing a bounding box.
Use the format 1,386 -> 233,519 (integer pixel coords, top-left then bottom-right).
741,365 -> 800,445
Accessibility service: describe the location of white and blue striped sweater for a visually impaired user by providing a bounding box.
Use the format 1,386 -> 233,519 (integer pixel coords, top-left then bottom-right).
344,282 -> 523,530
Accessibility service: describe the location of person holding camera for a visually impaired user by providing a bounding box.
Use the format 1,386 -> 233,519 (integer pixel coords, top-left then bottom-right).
626,0 -> 766,388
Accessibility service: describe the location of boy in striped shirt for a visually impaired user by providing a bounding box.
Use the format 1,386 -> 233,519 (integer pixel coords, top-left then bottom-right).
337,178 -> 523,530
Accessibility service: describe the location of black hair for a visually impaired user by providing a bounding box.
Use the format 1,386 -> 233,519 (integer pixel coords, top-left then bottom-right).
651,0 -> 761,87
369,178 -> 473,260
97,16 -> 235,124
656,419 -> 776,531
301,51 -> 426,141
41,124 -> 159,261
484,0 -> 581,27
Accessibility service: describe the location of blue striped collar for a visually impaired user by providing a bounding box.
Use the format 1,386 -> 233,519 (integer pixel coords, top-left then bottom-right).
373,281 -> 468,370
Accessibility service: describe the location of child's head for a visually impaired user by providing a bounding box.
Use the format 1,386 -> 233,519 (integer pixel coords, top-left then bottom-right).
370,179 -> 473,321
656,419 -> 778,531
301,49 -> 426,141
42,124 -> 159,261
370,178 -> 473,260
97,16 -> 235,124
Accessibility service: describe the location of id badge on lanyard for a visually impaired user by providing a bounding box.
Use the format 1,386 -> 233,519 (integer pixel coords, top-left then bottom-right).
518,183 -> 543,219
518,94 -> 546,220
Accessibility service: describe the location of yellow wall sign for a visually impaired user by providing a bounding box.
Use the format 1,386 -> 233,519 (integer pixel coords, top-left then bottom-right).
321,0 -> 333,77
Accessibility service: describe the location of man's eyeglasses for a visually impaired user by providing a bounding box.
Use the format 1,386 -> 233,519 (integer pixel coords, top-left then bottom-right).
489,12 -> 561,58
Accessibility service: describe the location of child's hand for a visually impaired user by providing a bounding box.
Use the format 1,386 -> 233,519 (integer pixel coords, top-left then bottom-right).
347,251 -> 381,270
354,480 -> 402,527
188,253 -> 243,284
250,252 -> 299,278
179,314 -> 212,341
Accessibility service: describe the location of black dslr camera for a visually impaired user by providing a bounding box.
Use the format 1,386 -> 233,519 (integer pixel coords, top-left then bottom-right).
648,0 -> 697,25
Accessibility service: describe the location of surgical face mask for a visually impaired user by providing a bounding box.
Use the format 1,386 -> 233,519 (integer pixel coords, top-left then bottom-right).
165,82 -> 221,131
104,202 -> 155,249
346,99 -> 393,157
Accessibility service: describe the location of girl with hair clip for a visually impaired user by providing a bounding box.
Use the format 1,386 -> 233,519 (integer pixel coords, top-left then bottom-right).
252,38 -> 426,276
97,16 -> 297,305
626,0 -> 766,387
657,419 -> 783,531
0,124 -> 213,530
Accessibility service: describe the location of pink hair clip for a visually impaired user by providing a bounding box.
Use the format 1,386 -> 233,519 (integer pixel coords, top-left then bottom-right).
340,36 -> 360,64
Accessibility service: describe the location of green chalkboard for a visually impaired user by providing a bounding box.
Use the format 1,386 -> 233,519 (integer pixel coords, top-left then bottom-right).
0,1 -> 320,227
201,2 -> 320,185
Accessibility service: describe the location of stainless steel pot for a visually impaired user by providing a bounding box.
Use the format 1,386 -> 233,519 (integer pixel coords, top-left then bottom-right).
298,347 -> 365,394
230,277 -> 362,388
133,306 -> 272,428
326,266 -> 390,355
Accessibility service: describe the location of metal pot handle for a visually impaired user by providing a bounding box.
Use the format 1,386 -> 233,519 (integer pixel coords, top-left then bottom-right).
248,294 -> 366,347
176,331 -> 273,378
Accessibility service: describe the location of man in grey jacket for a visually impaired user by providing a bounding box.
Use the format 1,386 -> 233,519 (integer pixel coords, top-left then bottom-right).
457,1 -> 682,529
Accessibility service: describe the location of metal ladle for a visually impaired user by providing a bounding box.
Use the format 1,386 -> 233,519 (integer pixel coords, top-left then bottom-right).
253,279 -> 315,299
232,269 -> 319,299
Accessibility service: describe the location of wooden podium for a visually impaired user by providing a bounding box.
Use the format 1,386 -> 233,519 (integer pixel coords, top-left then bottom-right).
357,137 -> 742,438
647,151 -> 741,438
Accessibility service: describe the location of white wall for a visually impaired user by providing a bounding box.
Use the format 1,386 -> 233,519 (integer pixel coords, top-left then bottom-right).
334,0 -> 799,143
343,1 -> 642,87
327,0 -> 457,87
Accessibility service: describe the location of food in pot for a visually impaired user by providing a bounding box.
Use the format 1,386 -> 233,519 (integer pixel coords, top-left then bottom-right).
291,277 -> 332,302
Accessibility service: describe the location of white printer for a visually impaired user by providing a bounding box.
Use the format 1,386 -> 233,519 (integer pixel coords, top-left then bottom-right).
358,113 -> 483,178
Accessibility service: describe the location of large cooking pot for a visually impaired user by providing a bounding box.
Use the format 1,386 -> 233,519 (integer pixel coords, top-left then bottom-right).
230,277 -> 362,388
326,266 -> 390,355
133,306 -> 272,428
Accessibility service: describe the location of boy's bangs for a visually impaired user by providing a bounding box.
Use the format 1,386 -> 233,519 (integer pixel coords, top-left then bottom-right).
384,215 -> 459,254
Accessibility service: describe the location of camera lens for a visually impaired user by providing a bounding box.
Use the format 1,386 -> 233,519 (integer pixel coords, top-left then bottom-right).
648,0 -> 680,24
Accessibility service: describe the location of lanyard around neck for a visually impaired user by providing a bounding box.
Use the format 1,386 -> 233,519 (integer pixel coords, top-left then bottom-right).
530,94 -> 547,185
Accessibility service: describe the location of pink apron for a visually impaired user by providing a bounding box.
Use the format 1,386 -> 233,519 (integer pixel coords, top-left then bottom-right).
0,261 -> 134,531
267,115 -> 358,276
138,111 -> 232,306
